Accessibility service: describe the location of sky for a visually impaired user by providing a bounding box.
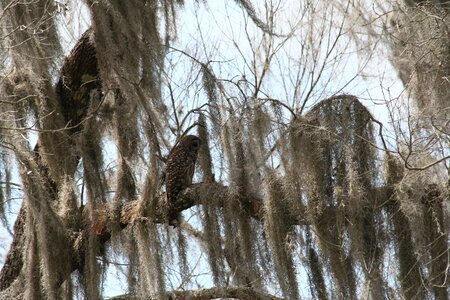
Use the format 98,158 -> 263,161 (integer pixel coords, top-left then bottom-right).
173,0 -> 404,120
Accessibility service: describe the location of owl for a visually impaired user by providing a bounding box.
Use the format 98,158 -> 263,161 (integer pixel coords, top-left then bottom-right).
165,135 -> 201,225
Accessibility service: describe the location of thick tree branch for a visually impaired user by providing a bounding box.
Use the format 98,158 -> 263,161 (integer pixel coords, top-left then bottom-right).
108,286 -> 283,300
94,182 -> 389,243
0,166 -> 391,298
0,28 -> 98,293
0,203 -> 26,291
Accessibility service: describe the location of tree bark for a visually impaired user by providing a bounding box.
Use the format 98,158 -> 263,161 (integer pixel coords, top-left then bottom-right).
108,286 -> 283,300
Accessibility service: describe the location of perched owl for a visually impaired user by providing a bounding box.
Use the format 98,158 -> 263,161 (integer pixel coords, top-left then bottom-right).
165,135 -> 201,225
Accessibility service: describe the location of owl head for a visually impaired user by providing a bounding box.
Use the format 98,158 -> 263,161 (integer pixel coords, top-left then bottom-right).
177,135 -> 201,153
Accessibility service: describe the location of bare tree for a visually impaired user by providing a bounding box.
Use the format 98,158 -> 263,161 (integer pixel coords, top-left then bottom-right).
0,0 -> 448,299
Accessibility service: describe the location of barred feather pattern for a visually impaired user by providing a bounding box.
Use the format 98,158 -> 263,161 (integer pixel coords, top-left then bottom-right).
165,135 -> 201,224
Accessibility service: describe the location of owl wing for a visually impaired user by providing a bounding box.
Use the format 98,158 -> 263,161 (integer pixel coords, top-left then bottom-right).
166,149 -> 196,204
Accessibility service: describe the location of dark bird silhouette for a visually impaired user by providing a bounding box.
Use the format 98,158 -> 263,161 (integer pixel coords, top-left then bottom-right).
165,135 -> 201,225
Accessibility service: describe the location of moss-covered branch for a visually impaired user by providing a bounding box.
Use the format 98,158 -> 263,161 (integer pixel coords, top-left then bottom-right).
108,286 -> 283,300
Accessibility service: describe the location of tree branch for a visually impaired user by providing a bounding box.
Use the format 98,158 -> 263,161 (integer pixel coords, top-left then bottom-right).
107,286 -> 283,300
0,203 -> 26,291
94,181 -> 389,244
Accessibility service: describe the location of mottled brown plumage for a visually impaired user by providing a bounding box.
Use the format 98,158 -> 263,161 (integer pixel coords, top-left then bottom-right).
165,135 -> 201,225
